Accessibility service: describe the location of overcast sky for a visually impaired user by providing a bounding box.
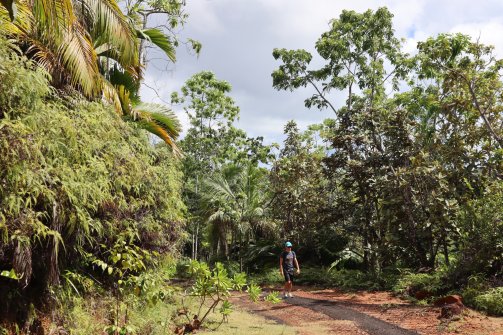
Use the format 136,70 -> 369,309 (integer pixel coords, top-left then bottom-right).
140,0 -> 503,145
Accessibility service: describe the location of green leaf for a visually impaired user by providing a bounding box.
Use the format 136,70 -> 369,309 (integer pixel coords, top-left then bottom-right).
1,269 -> 19,280
247,283 -> 261,302
264,291 -> 281,303
137,28 -> 176,62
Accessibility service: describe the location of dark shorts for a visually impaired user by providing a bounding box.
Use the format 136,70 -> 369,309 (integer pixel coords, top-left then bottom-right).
283,269 -> 294,283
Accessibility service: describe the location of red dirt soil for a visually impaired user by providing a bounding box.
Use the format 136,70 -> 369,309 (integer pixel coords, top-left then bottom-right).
231,287 -> 503,335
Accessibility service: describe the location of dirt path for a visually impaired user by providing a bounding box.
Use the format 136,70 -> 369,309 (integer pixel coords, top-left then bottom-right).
231,287 -> 503,335
285,296 -> 418,335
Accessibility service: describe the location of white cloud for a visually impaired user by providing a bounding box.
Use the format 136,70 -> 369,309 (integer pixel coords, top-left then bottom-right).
141,0 -> 503,144
450,21 -> 503,55
183,0 -> 225,34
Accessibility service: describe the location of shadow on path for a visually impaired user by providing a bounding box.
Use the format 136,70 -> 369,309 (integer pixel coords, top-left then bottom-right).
285,296 -> 420,335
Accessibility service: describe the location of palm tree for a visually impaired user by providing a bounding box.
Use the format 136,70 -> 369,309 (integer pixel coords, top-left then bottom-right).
200,164 -> 269,267
0,0 -> 181,152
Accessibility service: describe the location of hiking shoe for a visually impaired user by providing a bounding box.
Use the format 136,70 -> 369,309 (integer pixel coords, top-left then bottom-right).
288,293 -> 294,298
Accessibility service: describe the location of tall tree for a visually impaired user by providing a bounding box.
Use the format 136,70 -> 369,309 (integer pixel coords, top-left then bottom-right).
200,163 -> 269,268
172,71 -> 272,259
272,7 -> 410,271
270,121 -> 334,262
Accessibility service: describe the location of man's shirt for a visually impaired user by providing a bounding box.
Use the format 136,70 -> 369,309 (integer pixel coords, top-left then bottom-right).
281,251 -> 296,272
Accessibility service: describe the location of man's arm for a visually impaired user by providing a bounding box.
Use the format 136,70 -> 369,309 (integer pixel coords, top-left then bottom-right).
294,257 -> 300,274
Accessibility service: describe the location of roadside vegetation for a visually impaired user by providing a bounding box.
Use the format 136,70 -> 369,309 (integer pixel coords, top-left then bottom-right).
0,2 -> 502,334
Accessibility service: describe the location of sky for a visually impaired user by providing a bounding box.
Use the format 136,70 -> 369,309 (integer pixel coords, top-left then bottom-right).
140,0 -> 503,145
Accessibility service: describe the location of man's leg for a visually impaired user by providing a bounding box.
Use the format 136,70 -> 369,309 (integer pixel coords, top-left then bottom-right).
283,272 -> 290,298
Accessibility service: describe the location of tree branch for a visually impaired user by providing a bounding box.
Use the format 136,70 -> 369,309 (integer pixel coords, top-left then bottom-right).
306,78 -> 338,114
467,82 -> 503,148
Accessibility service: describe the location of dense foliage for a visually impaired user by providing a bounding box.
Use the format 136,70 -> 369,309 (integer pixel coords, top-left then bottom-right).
0,38 -> 185,322
1,3 -> 503,333
173,12 -> 502,307
269,7 -> 502,310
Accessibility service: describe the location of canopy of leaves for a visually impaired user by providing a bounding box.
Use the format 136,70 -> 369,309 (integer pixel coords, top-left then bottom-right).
271,7 -> 503,277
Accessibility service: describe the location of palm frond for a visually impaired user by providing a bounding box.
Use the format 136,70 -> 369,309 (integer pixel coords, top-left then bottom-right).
137,28 -> 176,62
203,175 -> 235,203
0,2 -> 33,35
0,0 -> 16,21
84,0 -> 138,66
31,0 -> 75,37
133,103 -> 182,155
207,209 -> 231,224
94,37 -> 142,79
107,66 -> 141,104
134,103 -> 181,137
2,2 -> 100,96
58,22 -> 101,96
116,84 -> 132,114
26,36 -> 59,74
101,78 -> 122,113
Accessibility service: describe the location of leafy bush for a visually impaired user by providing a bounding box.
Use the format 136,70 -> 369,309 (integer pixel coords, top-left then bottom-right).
249,267 -> 284,286
221,260 -> 241,278
463,276 -> 503,316
462,274 -> 491,305
456,183 -> 503,279
251,266 -> 397,291
58,258 -> 179,335
393,272 -> 444,297
330,269 -> 386,291
175,258 -> 193,279
471,287 -> 503,316
173,260 -> 278,332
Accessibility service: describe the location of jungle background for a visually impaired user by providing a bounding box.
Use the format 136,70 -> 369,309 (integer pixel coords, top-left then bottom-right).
0,1 -> 501,334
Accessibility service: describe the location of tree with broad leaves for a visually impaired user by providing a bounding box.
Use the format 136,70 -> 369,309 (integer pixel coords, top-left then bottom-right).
172,71 -> 273,260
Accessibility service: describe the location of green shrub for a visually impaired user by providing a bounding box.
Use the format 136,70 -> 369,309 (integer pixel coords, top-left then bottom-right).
393,272 -> 443,296
462,274 -> 491,306
175,258 -> 192,278
293,266 -> 329,286
222,260 -> 241,278
466,287 -> 503,316
251,266 -> 397,291
249,267 -> 284,286
59,267 -> 179,335
329,269 -> 383,291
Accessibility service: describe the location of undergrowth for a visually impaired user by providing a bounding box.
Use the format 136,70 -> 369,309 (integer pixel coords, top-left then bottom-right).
252,266 -> 503,316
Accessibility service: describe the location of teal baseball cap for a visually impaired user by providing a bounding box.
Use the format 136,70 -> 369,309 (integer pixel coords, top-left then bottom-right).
285,241 -> 292,247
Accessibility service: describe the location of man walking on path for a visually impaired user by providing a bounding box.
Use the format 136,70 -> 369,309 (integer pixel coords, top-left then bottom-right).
280,241 -> 300,298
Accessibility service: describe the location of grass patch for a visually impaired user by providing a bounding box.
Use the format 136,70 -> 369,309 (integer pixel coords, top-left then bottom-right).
198,306 -> 296,335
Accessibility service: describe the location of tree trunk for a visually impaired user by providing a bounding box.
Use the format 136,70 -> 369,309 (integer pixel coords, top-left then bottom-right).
195,222 -> 199,260
443,237 -> 450,266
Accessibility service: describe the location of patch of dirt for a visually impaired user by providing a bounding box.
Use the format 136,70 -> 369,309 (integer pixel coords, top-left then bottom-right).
231,294 -> 369,335
231,287 -> 503,335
